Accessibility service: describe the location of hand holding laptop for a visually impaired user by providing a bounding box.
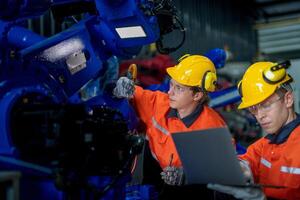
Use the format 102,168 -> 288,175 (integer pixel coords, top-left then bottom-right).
170,127 -> 284,193
207,159 -> 266,200
239,159 -> 254,183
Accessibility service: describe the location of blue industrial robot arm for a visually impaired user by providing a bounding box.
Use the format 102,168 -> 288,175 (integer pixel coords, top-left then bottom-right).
0,0 -> 180,98
0,1 -> 183,199
0,0 -> 181,179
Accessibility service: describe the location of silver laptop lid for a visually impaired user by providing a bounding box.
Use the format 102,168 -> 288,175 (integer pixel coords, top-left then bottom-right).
171,127 -> 247,186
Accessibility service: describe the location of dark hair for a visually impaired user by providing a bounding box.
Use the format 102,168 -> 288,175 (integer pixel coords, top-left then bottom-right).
279,83 -> 293,92
190,86 -> 210,105
275,83 -> 295,109
276,83 -> 293,97
190,86 -> 203,93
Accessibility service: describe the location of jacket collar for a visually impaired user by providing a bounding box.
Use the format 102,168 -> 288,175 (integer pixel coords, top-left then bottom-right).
167,104 -> 203,128
266,113 -> 300,144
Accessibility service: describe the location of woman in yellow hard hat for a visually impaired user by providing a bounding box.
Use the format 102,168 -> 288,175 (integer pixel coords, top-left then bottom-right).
113,54 -> 226,199
209,61 -> 300,200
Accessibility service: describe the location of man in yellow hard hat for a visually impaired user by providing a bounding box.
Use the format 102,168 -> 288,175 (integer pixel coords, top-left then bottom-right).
208,61 -> 300,200
113,54 -> 226,199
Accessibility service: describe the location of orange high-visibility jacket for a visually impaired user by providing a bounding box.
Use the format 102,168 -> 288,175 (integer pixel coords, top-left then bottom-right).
132,86 -> 226,169
239,125 -> 300,199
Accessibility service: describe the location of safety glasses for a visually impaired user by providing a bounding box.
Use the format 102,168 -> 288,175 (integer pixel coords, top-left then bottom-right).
169,80 -> 190,94
247,95 -> 283,115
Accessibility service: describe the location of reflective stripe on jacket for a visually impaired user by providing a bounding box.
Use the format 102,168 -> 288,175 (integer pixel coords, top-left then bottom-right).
133,86 -> 226,169
239,125 -> 300,199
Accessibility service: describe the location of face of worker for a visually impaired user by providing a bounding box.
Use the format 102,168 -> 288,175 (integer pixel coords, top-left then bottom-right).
249,91 -> 294,134
167,79 -> 203,109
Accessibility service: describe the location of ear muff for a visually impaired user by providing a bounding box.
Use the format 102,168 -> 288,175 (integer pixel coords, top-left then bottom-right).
202,71 -> 217,92
262,61 -> 290,84
237,81 -> 243,97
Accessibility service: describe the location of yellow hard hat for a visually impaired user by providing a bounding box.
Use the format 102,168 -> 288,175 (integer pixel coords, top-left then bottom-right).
166,54 -> 217,92
238,61 -> 292,109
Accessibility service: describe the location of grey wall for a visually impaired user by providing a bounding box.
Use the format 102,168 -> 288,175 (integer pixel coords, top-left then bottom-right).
169,0 -> 257,61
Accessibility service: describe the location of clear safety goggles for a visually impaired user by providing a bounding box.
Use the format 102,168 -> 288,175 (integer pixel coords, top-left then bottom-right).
247,95 -> 283,115
169,80 -> 190,94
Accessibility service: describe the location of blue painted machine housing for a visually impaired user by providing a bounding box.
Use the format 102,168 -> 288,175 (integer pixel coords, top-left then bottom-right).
0,0 -> 180,199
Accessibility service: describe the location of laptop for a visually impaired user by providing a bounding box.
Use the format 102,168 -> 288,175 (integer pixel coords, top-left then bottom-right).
171,127 -> 284,188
